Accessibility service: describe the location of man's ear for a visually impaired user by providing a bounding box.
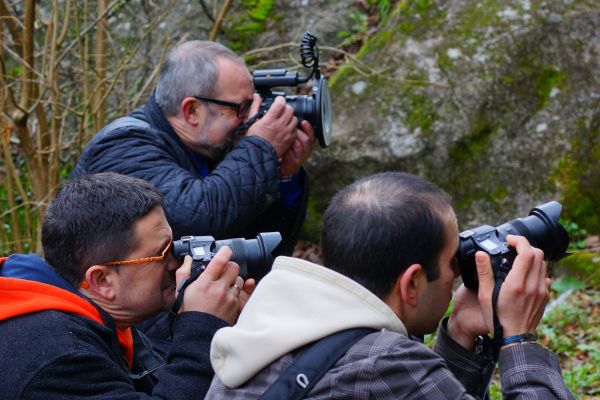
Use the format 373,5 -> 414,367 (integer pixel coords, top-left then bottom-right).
398,264 -> 425,307
82,265 -> 116,301
180,97 -> 203,125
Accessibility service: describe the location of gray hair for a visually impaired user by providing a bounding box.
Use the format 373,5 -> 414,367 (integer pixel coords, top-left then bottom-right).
155,41 -> 245,116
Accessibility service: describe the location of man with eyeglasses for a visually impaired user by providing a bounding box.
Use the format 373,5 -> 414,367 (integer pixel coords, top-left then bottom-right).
0,172 -> 252,399
73,40 -> 314,273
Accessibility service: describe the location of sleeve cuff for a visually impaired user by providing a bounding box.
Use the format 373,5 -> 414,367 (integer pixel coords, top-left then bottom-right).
434,317 -> 496,397
279,169 -> 304,207
171,312 -> 228,343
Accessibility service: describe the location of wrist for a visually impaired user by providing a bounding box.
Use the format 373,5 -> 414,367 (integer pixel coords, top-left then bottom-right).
447,315 -> 479,351
500,332 -> 538,349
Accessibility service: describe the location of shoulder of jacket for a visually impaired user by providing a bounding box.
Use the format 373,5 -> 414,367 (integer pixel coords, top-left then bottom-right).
346,330 -> 430,359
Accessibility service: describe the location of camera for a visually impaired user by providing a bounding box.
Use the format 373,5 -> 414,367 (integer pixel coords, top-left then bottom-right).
172,232 -> 282,280
252,32 -> 332,148
456,201 -> 570,291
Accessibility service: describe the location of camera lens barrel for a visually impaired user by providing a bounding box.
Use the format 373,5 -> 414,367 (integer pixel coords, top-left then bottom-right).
253,70 -> 332,148
173,232 -> 282,281
457,201 -> 570,291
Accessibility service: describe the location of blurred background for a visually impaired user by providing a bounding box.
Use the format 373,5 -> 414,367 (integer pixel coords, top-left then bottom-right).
1,1 -> 598,397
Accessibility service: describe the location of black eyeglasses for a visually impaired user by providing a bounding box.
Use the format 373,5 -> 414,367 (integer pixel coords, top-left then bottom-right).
192,95 -> 252,119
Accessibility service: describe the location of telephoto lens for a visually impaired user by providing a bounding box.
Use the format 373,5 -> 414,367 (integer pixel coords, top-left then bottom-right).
172,232 -> 282,280
456,201 -> 570,291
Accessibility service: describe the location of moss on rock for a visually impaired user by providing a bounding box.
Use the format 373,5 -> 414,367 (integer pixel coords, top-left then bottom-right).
554,123 -> 600,234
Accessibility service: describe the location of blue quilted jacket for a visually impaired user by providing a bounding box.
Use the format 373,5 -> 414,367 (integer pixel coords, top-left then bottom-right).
73,94 -> 307,280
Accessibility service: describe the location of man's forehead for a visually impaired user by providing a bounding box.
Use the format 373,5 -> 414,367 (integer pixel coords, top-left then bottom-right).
132,207 -> 172,247
216,56 -> 250,78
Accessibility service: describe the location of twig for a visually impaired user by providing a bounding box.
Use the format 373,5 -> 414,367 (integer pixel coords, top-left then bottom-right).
208,0 -> 233,41
198,0 -> 215,23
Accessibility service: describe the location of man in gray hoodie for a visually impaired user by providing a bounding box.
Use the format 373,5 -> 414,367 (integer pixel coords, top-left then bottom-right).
206,172 -> 574,399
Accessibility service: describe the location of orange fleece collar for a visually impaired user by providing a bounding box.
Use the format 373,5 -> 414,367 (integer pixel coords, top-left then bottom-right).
0,276 -> 133,367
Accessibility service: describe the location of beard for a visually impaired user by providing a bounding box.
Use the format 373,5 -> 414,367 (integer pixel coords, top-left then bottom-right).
161,271 -> 177,309
192,110 -> 240,161
198,138 -> 235,161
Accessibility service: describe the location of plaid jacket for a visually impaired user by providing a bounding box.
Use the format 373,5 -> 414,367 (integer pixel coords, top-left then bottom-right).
207,320 -> 574,399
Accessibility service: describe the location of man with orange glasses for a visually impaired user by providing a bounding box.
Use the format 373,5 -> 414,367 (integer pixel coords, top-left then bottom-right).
0,172 -> 252,399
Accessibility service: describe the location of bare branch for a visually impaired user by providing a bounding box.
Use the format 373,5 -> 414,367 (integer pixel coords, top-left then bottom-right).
54,0 -> 123,69
198,0 -> 215,23
0,0 -> 24,56
209,0 -> 233,41
57,0 -> 72,46
88,0 -> 177,117
130,37 -> 170,108
17,0 -> 35,112
93,0 -> 108,131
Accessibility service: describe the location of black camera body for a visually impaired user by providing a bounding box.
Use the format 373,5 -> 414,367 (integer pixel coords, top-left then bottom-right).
172,232 -> 282,280
252,32 -> 332,148
457,201 -> 570,291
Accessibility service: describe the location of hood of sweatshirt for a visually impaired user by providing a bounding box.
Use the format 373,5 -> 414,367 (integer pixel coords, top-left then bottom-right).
211,256 -> 407,388
0,254 -> 134,366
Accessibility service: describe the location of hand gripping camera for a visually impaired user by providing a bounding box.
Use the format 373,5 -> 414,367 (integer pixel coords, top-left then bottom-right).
172,232 -> 282,280
456,201 -> 570,291
252,32 -> 332,148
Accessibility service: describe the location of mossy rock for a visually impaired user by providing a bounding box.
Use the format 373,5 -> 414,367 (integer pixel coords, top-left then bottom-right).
305,0 -> 600,236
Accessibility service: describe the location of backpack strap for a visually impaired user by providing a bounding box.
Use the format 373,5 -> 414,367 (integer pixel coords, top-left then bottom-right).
259,328 -> 376,400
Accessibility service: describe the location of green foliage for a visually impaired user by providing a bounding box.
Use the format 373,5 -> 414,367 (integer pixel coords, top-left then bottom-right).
337,11 -> 369,47
0,166 -> 38,255
337,0 -> 395,48
8,65 -> 24,79
554,125 -> 600,235
246,0 -> 273,21
375,0 -> 392,15
561,219 -> 589,250
300,194 -> 323,243
225,0 -> 276,51
553,252 -> 600,288
552,276 -> 586,293
539,290 -> 600,397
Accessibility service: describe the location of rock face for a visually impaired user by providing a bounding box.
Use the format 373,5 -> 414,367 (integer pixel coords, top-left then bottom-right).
305,0 -> 600,237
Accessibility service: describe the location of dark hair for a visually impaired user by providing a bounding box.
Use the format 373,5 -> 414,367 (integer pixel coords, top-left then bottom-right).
42,173 -> 163,287
320,172 -> 452,299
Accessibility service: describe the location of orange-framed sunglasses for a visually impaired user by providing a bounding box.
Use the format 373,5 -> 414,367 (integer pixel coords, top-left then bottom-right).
81,241 -> 173,289
105,241 -> 173,266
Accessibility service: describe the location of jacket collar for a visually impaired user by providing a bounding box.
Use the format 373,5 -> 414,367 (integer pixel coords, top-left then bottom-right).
0,254 -> 76,293
142,91 -> 178,136
0,254 -> 134,368
211,256 -> 407,387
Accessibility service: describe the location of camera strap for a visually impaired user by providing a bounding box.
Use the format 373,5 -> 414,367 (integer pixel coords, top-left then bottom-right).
169,265 -> 205,320
233,112 -> 264,138
491,259 -> 511,361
